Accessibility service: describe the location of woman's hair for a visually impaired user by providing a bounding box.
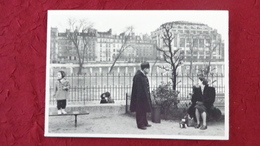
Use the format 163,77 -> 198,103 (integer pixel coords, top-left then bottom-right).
58,71 -> 66,79
192,85 -> 197,91
199,77 -> 208,85
190,85 -> 196,95
101,92 -> 110,98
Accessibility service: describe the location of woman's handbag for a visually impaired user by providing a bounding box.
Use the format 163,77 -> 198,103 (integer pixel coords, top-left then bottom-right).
187,117 -> 195,127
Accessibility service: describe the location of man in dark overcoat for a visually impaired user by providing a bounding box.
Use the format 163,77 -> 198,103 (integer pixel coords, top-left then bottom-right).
130,62 -> 152,130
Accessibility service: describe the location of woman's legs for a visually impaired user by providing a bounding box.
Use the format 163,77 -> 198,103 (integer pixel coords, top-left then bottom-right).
195,108 -> 200,125
195,108 -> 207,130
195,108 -> 201,128
200,112 -> 207,130
201,112 -> 207,126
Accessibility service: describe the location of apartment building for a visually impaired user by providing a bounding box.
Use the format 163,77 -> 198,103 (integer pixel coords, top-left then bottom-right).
50,21 -> 225,74
151,21 -> 225,74
50,27 -> 157,64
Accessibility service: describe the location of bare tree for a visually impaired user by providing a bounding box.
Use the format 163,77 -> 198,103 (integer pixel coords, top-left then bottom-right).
108,26 -> 134,73
193,32 -> 223,87
156,23 -> 185,90
187,37 -> 194,75
184,34 -> 204,84
202,32 -> 221,79
183,31 -> 222,86
66,18 -> 94,74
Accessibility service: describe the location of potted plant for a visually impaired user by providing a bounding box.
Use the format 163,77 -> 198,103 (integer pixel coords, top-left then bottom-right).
152,82 -> 180,121
150,93 -> 161,123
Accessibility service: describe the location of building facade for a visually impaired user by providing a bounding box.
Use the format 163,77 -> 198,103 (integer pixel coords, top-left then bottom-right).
50,21 -> 225,74
151,21 -> 225,74
55,28 -> 97,64
50,28 -> 59,63
50,28 -> 157,64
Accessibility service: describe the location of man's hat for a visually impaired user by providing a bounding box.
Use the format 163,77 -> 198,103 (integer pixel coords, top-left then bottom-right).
141,62 -> 150,70
198,76 -> 208,85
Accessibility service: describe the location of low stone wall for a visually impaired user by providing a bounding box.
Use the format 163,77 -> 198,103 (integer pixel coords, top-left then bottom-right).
49,102 -> 126,114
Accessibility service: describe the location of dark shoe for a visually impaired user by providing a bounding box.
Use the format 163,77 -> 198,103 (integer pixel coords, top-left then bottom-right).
138,126 -> 147,130
145,124 -> 152,127
200,125 -> 207,130
195,124 -> 200,128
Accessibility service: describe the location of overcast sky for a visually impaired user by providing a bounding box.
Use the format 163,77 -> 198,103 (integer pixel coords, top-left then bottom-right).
48,10 -> 228,42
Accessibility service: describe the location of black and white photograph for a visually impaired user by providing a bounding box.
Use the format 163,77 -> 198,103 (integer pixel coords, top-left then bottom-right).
45,10 -> 229,140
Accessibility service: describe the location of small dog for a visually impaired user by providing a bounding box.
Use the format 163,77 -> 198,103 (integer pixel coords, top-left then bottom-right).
183,114 -> 195,127
179,118 -> 187,128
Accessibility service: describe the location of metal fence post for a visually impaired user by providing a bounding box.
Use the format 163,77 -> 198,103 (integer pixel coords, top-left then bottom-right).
125,93 -> 128,114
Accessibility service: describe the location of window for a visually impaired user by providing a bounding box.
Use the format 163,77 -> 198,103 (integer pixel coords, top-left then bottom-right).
193,39 -> 198,47
185,30 -> 190,34
186,50 -> 191,54
203,31 -> 209,34
180,38 -> 185,47
199,39 -> 204,48
174,37 -> 177,47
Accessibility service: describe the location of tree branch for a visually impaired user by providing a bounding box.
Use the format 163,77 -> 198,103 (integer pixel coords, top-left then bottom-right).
163,54 -> 171,64
108,28 -> 133,73
156,46 -> 171,58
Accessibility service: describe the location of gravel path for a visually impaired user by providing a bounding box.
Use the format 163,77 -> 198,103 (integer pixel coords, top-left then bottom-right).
48,112 -> 226,139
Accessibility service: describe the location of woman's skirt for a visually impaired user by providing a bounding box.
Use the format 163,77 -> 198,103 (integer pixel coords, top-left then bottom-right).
194,102 -> 207,113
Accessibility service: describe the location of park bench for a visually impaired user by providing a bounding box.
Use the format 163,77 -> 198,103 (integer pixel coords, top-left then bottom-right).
214,93 -> 225,107
214,93 -> 225,115
126,92 -> 226,114
49,111 -> 89,127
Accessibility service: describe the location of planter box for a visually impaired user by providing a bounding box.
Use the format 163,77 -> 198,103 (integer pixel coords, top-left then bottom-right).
151,105 -> 161,123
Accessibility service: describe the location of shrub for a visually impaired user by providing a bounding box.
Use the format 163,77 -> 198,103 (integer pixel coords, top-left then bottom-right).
152,82 -> 180,119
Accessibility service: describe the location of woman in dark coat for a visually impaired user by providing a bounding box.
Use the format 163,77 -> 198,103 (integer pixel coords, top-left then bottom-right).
187,86 -> 199,119
130,62 -> 152,130
190,77 -> 216,130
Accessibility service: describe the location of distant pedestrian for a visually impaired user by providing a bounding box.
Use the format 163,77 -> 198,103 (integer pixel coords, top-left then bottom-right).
106,92 -> 115,103
130,62 -> 152,130
100,92 -> 114,104
100,93 -> 108,104
53,71 -> 70,114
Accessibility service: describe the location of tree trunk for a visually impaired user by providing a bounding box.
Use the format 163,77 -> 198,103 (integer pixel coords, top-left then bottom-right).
207,47 -> 214,79
190,59 -> 193,74
206,62 -> 211,80
190,49 -> 193,74
172,69 -> 177,91
78,62 -> 83,75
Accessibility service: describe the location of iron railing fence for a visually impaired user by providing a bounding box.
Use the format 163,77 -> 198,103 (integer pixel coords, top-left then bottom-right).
49,73 -> 225,106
